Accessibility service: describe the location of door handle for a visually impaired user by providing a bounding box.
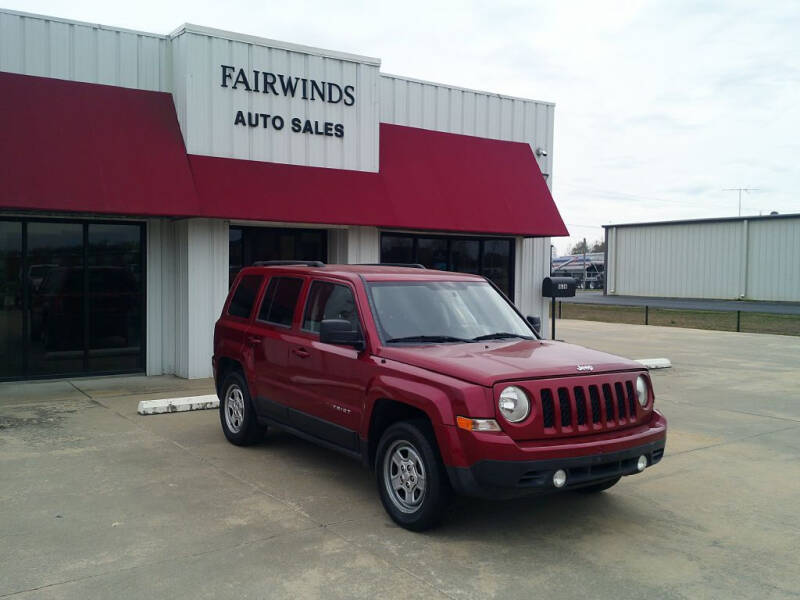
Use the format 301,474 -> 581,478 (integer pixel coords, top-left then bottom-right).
292,347 -> 310,359
247,335 -> 262,345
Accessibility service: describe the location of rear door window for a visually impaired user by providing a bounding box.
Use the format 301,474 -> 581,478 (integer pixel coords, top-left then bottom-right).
227,275 -> 263,319
302,281 -> 361,334
257,277 -> 304,327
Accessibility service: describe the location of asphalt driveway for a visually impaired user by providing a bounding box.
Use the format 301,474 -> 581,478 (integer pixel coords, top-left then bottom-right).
1,321 -> 799,599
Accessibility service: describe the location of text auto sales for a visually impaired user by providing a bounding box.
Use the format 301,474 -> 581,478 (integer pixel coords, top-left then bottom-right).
221,65 -> 353,138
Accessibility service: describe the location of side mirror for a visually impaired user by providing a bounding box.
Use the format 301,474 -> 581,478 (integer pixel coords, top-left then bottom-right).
526,315 -> 541,335
319,319 -> 365,350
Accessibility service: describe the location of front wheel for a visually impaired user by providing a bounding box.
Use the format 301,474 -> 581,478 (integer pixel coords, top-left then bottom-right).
219,371 -> 265,446
375,420 -> 450,531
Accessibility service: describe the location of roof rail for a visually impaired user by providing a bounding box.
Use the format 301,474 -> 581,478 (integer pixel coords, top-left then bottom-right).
252,260 -> 325,267
356,263 -> 426,269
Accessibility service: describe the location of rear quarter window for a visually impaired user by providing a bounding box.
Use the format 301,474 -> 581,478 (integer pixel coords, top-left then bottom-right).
228,275 -> 263,319
257,277 -> 304,327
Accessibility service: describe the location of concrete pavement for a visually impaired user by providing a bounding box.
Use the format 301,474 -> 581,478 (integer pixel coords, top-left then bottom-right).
1,322 -> 799,599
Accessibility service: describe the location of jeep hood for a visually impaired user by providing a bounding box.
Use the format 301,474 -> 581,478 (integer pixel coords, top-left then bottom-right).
378,339 -> 643,387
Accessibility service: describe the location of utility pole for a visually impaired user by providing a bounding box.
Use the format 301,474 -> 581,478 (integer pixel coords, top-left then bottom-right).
723,188 -> 759,216
582,237 -> 587,289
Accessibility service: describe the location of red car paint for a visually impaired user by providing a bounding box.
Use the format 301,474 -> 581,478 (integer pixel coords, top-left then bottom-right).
213,264 -> 667,497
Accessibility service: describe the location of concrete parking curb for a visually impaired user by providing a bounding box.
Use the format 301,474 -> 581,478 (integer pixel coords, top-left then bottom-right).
635,358 -> 672,369
137,395 -> 219,415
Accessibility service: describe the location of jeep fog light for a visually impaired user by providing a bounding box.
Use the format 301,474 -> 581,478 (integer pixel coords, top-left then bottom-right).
498,386 -> 530,423
637,455 -> 648,472
636,375 -> 648,408
553,469 -> 567,488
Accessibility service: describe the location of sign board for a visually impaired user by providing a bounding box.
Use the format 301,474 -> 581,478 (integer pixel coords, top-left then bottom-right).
171,26 -> 380,172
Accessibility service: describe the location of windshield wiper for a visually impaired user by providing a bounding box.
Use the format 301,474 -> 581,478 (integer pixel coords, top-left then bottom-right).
385,335 -> 473,344
471,332 -> 533,342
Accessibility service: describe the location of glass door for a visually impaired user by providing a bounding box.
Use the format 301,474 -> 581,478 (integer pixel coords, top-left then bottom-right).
0,218 -> 145,381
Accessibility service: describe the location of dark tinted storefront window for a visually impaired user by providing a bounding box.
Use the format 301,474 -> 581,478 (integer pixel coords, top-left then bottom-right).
28,222 -> 85,376
0,222 -> 23,378
87,225 -> 144,372
380,235 -> 414,264
0,219 -> 145,380
451,239 -> 480,274
229,227 -> 326,287
416,238 -> 448,271
379,233 -> 515,297
229,228 -> 243,286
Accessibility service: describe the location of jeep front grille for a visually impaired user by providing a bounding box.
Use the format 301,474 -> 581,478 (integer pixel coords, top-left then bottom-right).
536,375 -> 643,435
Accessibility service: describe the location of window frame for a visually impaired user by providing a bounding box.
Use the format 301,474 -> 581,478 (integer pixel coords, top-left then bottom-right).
255,275 -> 305,329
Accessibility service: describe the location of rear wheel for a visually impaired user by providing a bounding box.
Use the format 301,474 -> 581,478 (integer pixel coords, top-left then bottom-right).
574,476 -> 621,494
219,371 -> 265,446
376,420 -> 450,531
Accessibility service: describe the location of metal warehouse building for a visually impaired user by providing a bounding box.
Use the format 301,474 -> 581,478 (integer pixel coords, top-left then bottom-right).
604,214 -> 800,302
0,9 -> 565,381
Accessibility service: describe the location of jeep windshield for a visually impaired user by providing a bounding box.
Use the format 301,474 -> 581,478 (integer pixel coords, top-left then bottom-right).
367,281 -> 534,345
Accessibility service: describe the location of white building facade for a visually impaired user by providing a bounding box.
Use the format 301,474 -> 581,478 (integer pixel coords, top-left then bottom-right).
0,9 -> 566,381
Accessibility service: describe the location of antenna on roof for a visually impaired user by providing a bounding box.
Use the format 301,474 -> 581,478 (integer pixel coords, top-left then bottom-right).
723,188 -> 760,216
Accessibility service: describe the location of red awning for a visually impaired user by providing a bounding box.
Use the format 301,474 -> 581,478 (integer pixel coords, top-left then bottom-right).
0,72 -> 198,216
1,72 -> 566,237
189,125 -> 567,236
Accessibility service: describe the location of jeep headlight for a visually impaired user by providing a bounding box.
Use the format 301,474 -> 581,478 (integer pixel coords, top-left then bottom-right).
636,375 -> 649,407
498,386 -> 530,423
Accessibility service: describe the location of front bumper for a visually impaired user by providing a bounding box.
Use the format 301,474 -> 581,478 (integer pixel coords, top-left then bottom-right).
447,437 -> 665,498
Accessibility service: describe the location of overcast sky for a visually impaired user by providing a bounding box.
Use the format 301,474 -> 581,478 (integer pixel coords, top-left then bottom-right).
8,0 -> 799,253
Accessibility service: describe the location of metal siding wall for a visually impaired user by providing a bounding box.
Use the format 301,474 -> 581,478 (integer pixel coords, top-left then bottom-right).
746,217 -> 800,301
0,10 -> 170,91
185,219 -> 229,379
515,236 -> 551,338
173,220 -> 190,378
607,218 -> 800,301
612,222 -> 742,299
171,31 -> 379,172
379,74 -> 553,177
146,218 -> 179,376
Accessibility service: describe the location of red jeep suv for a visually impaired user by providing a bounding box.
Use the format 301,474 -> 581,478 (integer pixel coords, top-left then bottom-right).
213,262 -> 667,531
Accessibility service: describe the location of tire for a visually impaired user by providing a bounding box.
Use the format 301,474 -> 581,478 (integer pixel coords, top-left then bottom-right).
375,420 -> 450,531
574,476 -> 621,494
219,370 -> 265,446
